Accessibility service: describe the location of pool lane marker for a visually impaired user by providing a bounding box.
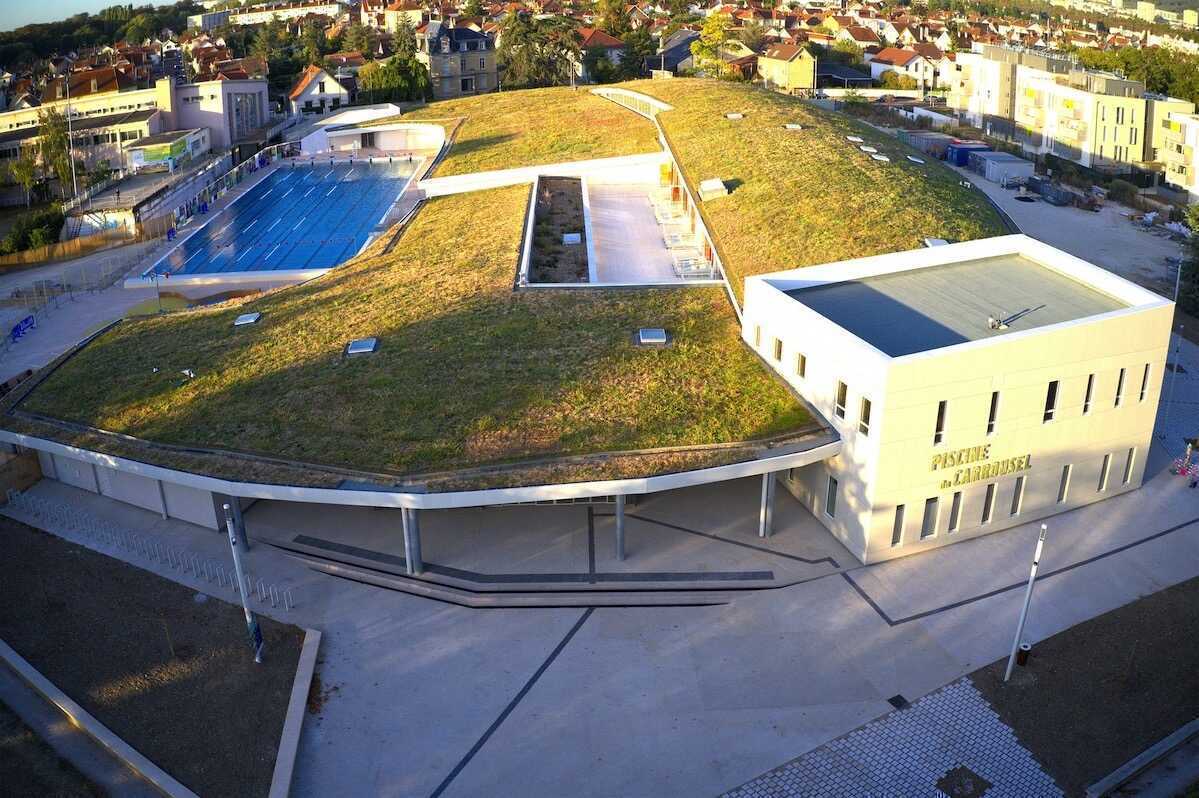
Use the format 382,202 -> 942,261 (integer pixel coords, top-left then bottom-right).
292,215 -> 307,232
244,219 -> 258,231
267,218 -> 281,232
302,186 -> 316,198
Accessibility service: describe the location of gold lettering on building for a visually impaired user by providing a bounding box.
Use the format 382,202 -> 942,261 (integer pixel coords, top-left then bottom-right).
932,444 -> 1031,489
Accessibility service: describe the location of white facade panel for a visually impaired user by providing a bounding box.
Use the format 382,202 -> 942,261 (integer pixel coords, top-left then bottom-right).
51,455 -> 98,493
162,482 -> 220,530
95,466 -> 165,515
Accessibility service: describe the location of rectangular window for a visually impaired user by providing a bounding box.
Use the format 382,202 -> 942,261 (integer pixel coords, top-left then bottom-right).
1043,380 -> 1059,422
835,381 -> 847,419
1057,464 -> 1071,503
891,504 -> 904,546
1139,363 -> 1150,402
1098,453 -> 1111,491
825,475 -> 838,518
859,398 -> 872,436
754,325 -> 761,347
921,497 -> 939,539
796,353 -> 807,378
1115,367 -> 1125,406
1122,447 -> 1136,484
479,57 -> 486,69
948,491 -> 962,533
1083,373 -> 1095,414
1010,475 -> 1025,516
772,338 -> 783,362
986,391 -> 999,435
933,400 -> 947,445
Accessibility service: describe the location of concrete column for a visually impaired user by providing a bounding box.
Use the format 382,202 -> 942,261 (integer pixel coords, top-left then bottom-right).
402,508 -> 423,575
759,472 -> 776,538
156,480 -> 168,520
614,495 -> 626,561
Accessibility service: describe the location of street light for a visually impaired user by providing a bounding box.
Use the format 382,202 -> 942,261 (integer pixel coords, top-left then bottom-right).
223,503 -> 263,664
1004,524 -> 1047,682
63,72 -> 80,203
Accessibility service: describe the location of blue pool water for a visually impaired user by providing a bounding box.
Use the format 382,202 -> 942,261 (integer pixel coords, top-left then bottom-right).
148,160 -> 416,277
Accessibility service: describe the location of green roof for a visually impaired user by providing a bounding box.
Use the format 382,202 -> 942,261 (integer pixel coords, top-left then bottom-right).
614,79 -> 1010,304
12,185 -> 814,490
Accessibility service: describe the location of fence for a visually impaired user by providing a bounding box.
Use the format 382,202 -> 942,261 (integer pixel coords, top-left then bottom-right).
0,226 -> 133,269
5,489 -> 296,613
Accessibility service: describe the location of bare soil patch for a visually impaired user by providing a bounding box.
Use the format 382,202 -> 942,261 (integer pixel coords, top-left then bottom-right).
530,176 -> 589,283
0,518 -> 303,797
972,574 -> 1199,797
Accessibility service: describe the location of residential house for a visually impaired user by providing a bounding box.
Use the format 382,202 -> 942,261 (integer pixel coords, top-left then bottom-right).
415,22 -> 497,99
288,65 -> 352,115
758,43 -> 817,94
867,47 -> 935,88
577,27 -> 625,81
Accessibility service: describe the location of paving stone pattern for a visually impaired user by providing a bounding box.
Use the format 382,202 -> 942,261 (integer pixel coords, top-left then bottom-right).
722,678 -> 1063,798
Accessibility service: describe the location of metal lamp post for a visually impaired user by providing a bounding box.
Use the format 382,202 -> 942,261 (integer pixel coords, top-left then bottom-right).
223,503 -> 263,664
1004,524 -> 1047,682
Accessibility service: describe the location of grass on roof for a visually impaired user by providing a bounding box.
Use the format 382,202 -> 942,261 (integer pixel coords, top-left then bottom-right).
400,87 -> 662,177
20,185 -> 809,485
614,79 -> 1009,305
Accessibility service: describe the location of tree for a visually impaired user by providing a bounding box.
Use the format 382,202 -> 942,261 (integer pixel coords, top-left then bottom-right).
583,47 -> 619,83
738,20 -> 767,52
357,56 -> 432,102
596,0 -> 629,37
38,108 -> 74,200
689,13 -> 729,75
830,39 -> 865,69
301,19 -> 327,66
8,151 -> 37,207
1181,204 -> 1199,315
497,13 -> 580,89
394,14 -> 418,60
343,22 -> 373,55
620,28 -> 654,79
252,15 -> 288,62
462,0 -> 484,17
121,12 -> 156,44
668,0 -> 690,20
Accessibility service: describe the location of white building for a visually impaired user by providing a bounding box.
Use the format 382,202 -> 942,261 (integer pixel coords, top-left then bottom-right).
288,66 -> 353,116
742,235 -> 1172,563
227,0 -> 346,26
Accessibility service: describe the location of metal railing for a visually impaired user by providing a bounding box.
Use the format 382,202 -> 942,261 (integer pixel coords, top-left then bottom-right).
5,489 -> 296,612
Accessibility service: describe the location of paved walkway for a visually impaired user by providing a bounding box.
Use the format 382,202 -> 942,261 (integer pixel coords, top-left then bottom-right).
723,678 -> 1062,798
0,659 -> 159,798
589,181 -> 685,283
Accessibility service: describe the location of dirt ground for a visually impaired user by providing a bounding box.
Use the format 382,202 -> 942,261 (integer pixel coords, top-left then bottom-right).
0,697 -> 103,797
530,176 -> 589,283
0,519 -> 304,798
972,574 -> 1199,797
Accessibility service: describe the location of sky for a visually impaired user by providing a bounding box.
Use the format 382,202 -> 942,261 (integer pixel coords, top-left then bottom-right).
0,0 -> 113,31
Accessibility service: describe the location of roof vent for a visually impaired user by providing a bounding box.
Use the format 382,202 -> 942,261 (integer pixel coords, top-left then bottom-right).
987,315 -> 1009,331
233,312 -> 261,327
345,337 -> 379,356
725,112 -> 745,120
871,154 -> 891,162
699,178 -> 728,201
636,327 -> 668,346
846,135 -> 864,143
907,155 -> 926,164
783,123 -> 803,130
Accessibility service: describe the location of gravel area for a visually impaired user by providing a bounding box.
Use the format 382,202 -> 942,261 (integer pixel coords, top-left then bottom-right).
0,696 -> 103,797
0,518 -> 303,797
972,574 -> 1199,797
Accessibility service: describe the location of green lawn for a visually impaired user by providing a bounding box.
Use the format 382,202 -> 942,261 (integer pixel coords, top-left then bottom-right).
614,79 -> 1010,304
400,87 -> 662,177
18,185 -> 811,489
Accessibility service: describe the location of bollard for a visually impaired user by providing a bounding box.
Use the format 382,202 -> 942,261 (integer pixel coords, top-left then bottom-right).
1016,642 -> 1031,667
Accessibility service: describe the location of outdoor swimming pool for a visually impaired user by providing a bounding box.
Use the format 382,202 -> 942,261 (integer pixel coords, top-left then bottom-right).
147,160 -> 417,277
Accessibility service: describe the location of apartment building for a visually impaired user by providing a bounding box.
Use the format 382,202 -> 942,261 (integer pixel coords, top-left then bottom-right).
743,235 -> 1171,563
0,75 -> 270,168
226,0 -> 346,26
1161,111 -> 1199,201
947,44 -> 1194,173
415,22 -> 497,99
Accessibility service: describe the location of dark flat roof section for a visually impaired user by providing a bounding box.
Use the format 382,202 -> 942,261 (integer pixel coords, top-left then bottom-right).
786,254 -> 1128,357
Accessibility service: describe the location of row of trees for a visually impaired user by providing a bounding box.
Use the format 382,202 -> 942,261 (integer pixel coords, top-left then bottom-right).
1075,46 -> 1199,108
495,12 -> 656,89
0,1 -> 201,69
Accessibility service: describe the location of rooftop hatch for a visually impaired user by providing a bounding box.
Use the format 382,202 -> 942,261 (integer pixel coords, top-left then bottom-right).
345,337 -> 379,356
636,327 -> 668,346
233,312 -> 261,327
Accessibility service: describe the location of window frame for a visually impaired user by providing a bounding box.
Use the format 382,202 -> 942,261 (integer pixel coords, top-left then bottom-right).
1083,373 -> 1095,415
891,504 -> 905,546
1057,464 -> 1072,503
1098,453 -> 1112,491
1010,475 -> 1025,516
858,397 -> 872,436
834,381 -> 847,420
921,497 -> 939,539
1043,380 -> 1059,423
825,475 -> 838,518
948,491 -> 962,533
1115,367 -> 1126,407
986,391 -> 999,435
933,400 -> 947,446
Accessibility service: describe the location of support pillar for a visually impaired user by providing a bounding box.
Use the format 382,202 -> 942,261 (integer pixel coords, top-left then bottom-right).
759,472 -> 776,538
156,480 -> 168,520
402,508 -> 423,575
614,495 -> 626,561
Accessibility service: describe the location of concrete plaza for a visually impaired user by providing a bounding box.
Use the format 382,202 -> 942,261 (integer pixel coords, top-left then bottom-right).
6,328 -> 1198,796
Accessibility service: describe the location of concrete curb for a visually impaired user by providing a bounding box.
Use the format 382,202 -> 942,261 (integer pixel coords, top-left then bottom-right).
269,628 -> 322,798
0,638 -> 199,798
1085,716 -> 1199,797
